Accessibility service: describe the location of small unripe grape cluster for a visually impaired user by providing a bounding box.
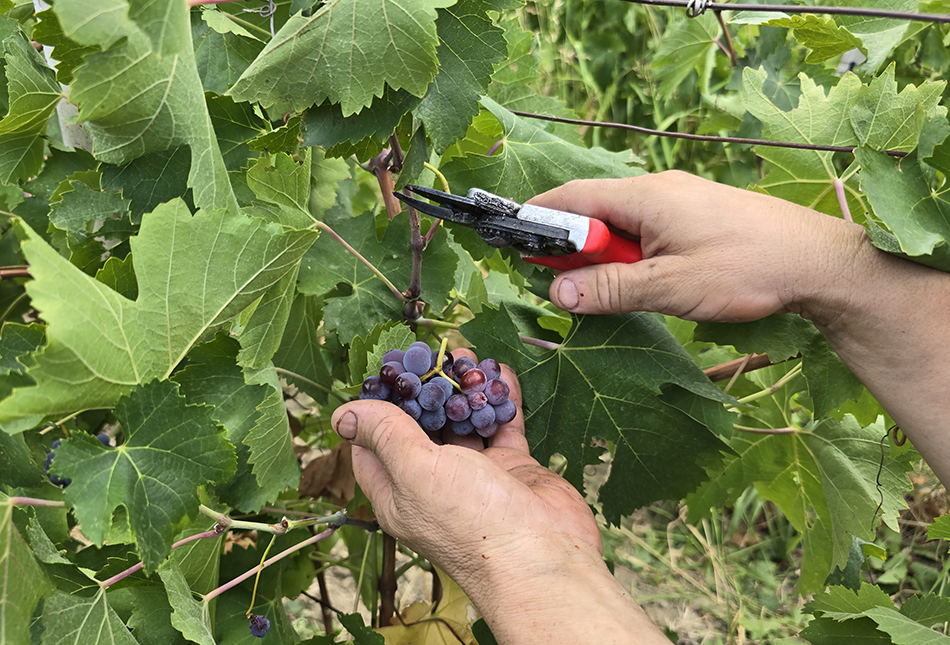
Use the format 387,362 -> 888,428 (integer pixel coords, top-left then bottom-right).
359,342 -> 516,438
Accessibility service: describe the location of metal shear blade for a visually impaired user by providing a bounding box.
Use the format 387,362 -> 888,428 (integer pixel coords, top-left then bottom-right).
392,188 -> 477,226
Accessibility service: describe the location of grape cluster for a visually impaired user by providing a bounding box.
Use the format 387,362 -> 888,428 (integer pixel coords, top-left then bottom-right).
44,433 -> 110,487
359,343 -> 516,438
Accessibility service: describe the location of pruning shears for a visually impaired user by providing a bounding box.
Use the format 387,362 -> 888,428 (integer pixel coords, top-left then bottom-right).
393,185 -> 643,271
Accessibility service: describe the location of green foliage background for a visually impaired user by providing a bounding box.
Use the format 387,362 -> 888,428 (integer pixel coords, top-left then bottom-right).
1,0 -> 949,642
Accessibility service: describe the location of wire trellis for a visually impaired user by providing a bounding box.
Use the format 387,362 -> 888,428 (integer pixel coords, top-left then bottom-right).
509,110 -> 910,158
627,0 -> 950,23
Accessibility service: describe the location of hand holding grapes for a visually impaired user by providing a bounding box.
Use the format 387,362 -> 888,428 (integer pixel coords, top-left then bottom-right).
332,349 -> 670,644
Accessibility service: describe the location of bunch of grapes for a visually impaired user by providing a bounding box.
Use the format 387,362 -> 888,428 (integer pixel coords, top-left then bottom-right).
44,433 -> 111,486
359,342 -> 517,438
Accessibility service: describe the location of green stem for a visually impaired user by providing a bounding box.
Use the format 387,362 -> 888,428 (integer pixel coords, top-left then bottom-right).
731,363 -> 803,407
204,524 -> 341,602
314,220 -> 408,303
198,504 -> 347,535
732,425 -> 799,435
7,497 -> 66,508
274,367 -> 349,403
413,317 -> 460,330
217,10 -> 272,39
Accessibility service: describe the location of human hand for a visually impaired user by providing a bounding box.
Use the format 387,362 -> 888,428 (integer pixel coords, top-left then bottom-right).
330,349 -> 601,602
533,171 -> 867,324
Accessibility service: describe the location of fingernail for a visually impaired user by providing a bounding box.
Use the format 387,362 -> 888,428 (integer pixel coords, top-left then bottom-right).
557,278 -> 579,310
335,411 -> 357,441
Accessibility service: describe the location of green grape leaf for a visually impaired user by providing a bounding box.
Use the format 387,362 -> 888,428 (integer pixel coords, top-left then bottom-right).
47,180 -> 134,274
248,115 -> 302,155
927,515 -> 950,540
1,494 -> 53,645
694,314 -> 864,416
0,200 -> 316,424
58,0 -> 237,212
172,335 -> 276,512
412,0 -> 508,153
767,15 -> 866,64
100,146 -> 192,224
31,9 -> 97,85
206,94 -> 267,172
650,13 -> 720,99
41,589 -> 139,645
340,613 -> 386,644
127,585 -> 188,645
855,148 -> 950,271
298,210 -> 459,344
799,616 -> 891,644
191,9 -> 265,95
741,67 -> 866,218
0,432 -> 44,487
849,64 -> 945,152
834,0 -> 919,72
50,380 -> 235,572
0,26 -> 61,185
807,583 -> 894,620
236,264 -> 299,372
158,563 -> 215,645
900,594 -> 950,627
229,0 -> 455,116
301,89 -> 421,152
864,607 -> 950,645
461,305 -> 734,523
246,150 -> 313,225
272,292 -> 335,405
362,324 -> 416,382
0,322 -> 43,402
693,418 -> 909,593
441,96 -> 642,204
242,364 -> 301,506
199,6 -> 262,41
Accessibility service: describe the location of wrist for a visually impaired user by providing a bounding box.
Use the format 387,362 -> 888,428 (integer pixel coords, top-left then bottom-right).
450,534 -> 669,644
780,211 -> 873,328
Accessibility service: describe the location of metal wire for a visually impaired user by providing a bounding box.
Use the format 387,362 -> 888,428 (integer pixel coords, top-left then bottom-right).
508,109 -> 909,158
625,0 -> 950,23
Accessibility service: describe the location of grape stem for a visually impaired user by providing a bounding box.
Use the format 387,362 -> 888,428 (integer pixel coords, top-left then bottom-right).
834,178 -> 853,223
7,496 -> 66,508
413,317 -> 460,330
100,525 -> 226,589
313,220 -> 409,303
204,523 -> 342,602
728,362 -> 804,410
197,504 -> 347,535
519,335 -> 561,351
733,425 -> 799,435
274,367 -> 350,403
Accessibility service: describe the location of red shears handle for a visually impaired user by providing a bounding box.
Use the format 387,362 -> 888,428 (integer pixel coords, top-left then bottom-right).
524,219 -> 642,271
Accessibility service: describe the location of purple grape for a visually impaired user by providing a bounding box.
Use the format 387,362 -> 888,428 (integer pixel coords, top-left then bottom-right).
359,376 -> 391,400
476,422 -> 499,438
450,418 -> 476,436
96,433 -> 110,446
467,391 -> 488,411
451,356 -> 476,377
397,398 -> 422,420
382,349 -> 405,365
394,372 -> 422,399
380,361 -> 406,387
403,343 -> 432,376
45,440 -> 71,487
419,407 -> 446,432
249,614 -> 270,638
478,358 -> 501,380
419,382 -> 447,411
485,379 -> 509,406
430,376 -> 454,401
493,399 -> 517,424
430,350 -> 455,371
445,394 -> 471,422
471,405 -> 496,428
460,369 -> 487,394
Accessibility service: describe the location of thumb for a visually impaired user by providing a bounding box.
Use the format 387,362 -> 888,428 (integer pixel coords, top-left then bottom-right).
550,256 -> 690,315
331,400 -> 436,483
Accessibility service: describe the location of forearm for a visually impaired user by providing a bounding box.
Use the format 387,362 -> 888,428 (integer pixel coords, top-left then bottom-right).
792,219 -> 950,484
455,538 -> 670,645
